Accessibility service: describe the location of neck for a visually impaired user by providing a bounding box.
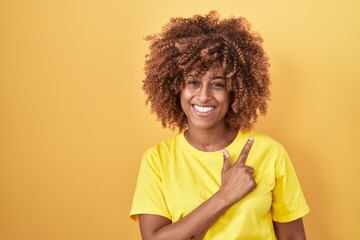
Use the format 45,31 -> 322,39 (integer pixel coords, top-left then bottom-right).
184,125 -> 238,152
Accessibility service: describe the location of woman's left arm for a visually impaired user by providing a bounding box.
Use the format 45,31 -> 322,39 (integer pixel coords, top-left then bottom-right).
273,218 -> 306,240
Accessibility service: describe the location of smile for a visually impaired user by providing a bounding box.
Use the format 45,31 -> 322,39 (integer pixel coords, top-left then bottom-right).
193,105 -> 215,113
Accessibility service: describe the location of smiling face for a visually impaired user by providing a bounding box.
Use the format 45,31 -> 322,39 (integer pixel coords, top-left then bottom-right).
180,69 -> 232,131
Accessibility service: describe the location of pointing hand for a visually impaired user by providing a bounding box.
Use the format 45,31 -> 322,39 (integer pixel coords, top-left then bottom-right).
218,137 -> 257,206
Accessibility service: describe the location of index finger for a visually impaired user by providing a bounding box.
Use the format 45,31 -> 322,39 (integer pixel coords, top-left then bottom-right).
236,137 -> 254,166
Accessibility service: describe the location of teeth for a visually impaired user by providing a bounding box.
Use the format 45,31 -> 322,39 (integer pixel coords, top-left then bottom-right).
194,105 -> 215,113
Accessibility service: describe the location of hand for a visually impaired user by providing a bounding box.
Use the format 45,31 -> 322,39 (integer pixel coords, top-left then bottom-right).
218,137 -> 257,206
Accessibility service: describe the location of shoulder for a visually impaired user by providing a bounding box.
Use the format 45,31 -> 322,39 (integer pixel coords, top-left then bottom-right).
142,133 -> 182,164
146,133 -> 180,153
248,131 -> 285,151
244,131 -> 290,164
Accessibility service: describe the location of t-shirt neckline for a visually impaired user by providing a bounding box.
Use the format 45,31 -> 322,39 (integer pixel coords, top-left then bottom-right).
178,130 -> 253,158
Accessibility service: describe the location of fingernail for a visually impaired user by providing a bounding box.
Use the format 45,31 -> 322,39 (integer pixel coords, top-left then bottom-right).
222,149 -> 228,157
249,137 -> 254,142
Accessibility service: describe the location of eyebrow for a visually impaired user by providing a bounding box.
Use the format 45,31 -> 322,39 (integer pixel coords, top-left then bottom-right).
210,75 -> 226,80
185,74 -> 226,80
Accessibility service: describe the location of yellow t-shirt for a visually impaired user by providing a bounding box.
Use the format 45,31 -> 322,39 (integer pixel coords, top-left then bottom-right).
130,131 -> 310,239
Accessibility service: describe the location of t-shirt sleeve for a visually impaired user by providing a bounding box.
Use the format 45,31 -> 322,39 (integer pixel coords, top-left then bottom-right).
129,148 -> 171,222
271,146 -> 310,222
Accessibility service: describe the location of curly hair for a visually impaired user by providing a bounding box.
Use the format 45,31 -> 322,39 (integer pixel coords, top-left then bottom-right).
142,10 -> 270,131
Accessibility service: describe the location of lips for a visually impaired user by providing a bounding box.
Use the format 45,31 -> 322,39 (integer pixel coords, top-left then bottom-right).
193,105 -> 215,115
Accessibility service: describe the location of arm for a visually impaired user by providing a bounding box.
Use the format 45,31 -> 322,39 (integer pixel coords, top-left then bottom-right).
273,218 -> 306,240
139,138 -> 256,240
139,191 -> 231,240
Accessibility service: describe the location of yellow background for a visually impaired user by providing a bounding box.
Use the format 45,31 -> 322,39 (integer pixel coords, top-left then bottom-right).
0,0 -> 359,239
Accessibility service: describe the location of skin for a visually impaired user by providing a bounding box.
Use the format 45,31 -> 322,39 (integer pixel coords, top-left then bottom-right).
139,70 -> 306,240
180,70 -> 237,151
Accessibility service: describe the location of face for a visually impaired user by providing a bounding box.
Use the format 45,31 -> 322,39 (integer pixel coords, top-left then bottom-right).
180,69 -> 231,131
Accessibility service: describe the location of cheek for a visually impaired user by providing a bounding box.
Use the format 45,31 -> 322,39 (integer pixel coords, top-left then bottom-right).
219,94 -> 232,115
180,90 -> 192,104
218,92 -> 232,107
180,91 -> 189,111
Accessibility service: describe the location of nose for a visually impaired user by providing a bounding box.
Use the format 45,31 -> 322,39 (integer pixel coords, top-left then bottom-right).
197,84 -> 211,102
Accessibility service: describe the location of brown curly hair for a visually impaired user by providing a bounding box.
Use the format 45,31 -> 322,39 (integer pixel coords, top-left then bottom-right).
142,10 -> 270,131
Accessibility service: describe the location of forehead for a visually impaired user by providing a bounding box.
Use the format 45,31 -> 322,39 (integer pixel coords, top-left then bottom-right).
186,68 -> 226,79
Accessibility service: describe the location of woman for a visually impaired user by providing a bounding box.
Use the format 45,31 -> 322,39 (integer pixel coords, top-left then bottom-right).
130,11 -> 309,240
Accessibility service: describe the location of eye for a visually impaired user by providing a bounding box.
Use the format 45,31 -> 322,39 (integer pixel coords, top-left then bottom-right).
186,80 -> 200,88
211,81 -> 226,89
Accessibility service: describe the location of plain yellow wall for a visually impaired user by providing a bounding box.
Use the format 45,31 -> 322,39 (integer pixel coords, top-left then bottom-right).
0,0 -> 359,239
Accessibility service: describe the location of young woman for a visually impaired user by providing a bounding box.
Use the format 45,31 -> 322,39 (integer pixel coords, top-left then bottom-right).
130,11 -> 309,240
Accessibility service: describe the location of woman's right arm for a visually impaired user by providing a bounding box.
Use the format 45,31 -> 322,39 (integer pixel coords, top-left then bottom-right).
139,138 -> 256,240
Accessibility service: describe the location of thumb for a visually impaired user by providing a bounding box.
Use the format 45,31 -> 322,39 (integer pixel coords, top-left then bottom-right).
222,149 -> 231,173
